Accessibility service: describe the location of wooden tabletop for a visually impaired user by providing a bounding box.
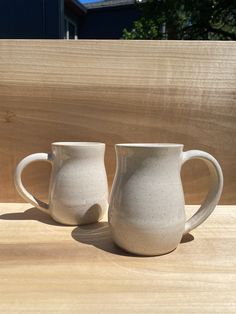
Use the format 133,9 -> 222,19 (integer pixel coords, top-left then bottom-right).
0,204 -> 235,313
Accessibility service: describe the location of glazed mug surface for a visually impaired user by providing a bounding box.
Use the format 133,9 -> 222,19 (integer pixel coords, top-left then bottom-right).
15,142 -> 108,225
108,143 -> 223,256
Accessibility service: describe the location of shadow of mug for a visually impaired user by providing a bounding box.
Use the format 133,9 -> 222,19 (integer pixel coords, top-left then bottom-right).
71,222 -> 194,256
71,222 -> 133,256
0,208 -> 194,255
0,207 -> 61,226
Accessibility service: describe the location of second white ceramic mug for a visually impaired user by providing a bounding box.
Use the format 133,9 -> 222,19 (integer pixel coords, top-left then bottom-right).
15,142 -> 108,225
108,143 -> 223,256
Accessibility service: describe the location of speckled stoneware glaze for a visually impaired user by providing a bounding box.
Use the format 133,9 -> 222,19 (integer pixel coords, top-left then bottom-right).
108,143 -> 223,256
15,142 -> 108,225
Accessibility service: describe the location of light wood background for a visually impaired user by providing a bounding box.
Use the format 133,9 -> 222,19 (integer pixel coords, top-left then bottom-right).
0,40 -> 235,203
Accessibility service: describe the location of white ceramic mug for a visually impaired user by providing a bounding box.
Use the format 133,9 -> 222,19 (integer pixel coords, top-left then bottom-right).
15,142 -> 108,225
108,143 -> 223,256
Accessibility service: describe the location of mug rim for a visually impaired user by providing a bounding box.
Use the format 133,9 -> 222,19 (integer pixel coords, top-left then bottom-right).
52,142 -> 105,147
116,143 -> 184,148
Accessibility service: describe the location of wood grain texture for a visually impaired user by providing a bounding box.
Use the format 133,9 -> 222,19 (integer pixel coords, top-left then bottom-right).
0,40 -> 235,203
0,204 -> 235,313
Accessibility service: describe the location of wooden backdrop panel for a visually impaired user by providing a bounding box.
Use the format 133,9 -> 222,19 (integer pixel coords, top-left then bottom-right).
0,40 -> 235,203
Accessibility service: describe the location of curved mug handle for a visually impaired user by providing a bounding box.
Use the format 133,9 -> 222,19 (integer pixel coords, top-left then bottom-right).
182,150 -> 223,234
14,153 -> 52,213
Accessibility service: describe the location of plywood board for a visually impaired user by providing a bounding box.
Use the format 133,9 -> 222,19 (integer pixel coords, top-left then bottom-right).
0,40 -> 235,203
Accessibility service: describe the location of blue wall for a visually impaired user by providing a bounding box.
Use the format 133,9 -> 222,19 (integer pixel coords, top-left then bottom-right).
78,5 -> 141,39
0,0 -> 141,39
0,0 -> 63,39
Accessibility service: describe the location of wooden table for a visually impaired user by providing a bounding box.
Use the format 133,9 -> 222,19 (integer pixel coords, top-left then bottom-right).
0,204 -> 235,313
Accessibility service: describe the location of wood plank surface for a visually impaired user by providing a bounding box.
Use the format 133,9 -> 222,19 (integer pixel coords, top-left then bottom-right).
0,41 -> 235,203
0,204 -> 235,313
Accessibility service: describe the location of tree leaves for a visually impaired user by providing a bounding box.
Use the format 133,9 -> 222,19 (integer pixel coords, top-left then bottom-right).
122,0 -> 236,40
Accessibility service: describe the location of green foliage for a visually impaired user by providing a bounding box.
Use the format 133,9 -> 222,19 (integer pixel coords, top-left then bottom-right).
122,0 -> 236,40
123,18 -> 159,39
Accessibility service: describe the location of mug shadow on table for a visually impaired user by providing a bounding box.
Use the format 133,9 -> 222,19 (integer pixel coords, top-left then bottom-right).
0,208 -> 194,255
71,222 -> 194,257
0,207 -> 61,226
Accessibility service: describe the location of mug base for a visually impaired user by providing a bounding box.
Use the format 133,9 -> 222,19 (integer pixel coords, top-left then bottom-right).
50,202 -> 107,226
114,241 -> 178,257
51,214 -> 103,226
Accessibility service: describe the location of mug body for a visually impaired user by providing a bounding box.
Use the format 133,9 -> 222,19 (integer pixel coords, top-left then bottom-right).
108,143 -> 186,256
49,142 -> 108,225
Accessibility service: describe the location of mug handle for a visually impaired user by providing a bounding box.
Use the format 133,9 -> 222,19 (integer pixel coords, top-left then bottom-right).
181,150 -> 223,234
14,153 -> 53,213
